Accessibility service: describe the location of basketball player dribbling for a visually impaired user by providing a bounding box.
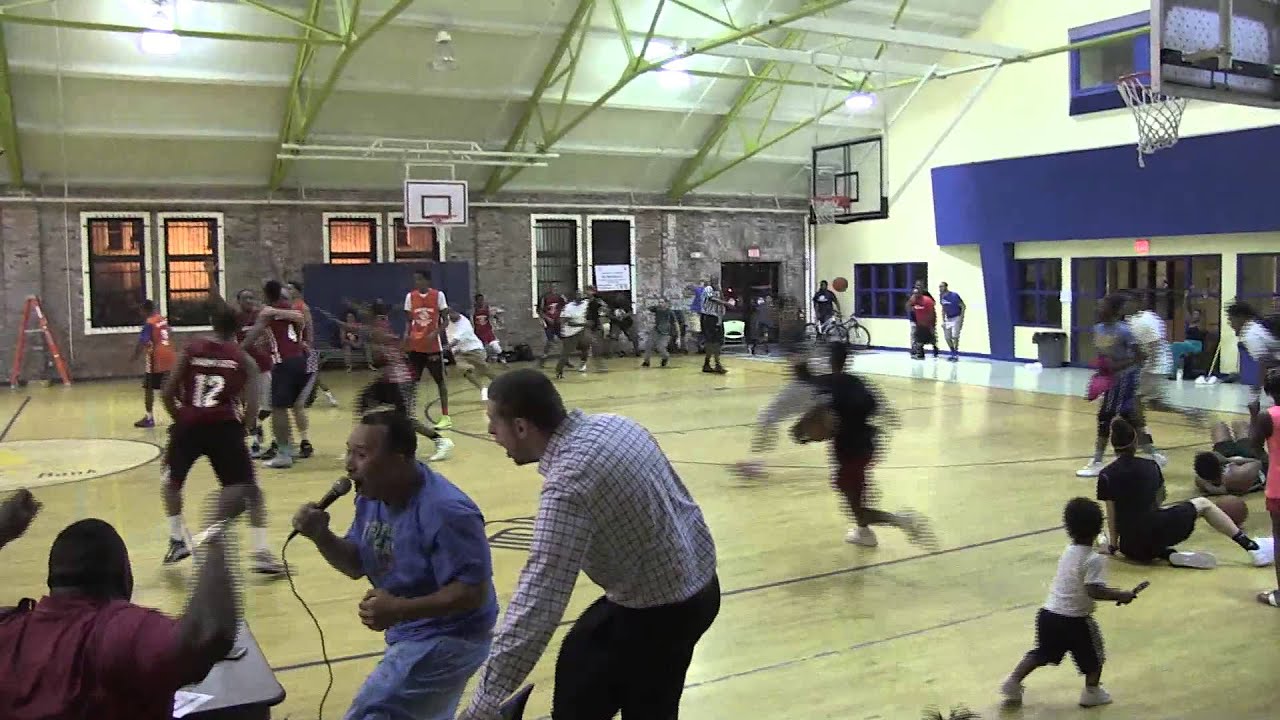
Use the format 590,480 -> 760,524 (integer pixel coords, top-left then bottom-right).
232,289 -> 275,457
159,304 -> 284,574
472,293 -> 505,362
404,270 -> 452,430
132,300 -> 176,428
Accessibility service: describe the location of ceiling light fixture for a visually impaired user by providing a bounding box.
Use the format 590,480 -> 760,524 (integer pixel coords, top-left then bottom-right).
138,0 -> 180,56
844,92 -> 876,112
644,41 -> 692,89
432,29 -> 457,71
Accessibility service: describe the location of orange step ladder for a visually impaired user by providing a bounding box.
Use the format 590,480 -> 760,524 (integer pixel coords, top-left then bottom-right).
10,296 -> 72,387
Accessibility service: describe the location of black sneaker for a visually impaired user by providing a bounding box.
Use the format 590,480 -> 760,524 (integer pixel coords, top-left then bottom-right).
298,440 -> 314,459
660,358 -> 669,368
641,361 -> 650,367
252,441 -> 277,460
164,539 -> 191,565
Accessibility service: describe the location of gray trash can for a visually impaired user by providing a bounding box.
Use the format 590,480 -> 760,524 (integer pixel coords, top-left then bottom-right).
1033,332 -> 1068,368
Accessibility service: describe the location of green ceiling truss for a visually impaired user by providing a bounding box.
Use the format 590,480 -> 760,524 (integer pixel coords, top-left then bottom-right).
483,0 -> 865,196
0,25 -> 22,187
268,0 -> 417,190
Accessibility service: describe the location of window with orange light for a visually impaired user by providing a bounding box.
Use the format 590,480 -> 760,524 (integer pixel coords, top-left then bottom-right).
391,217 -> 439,262
163,217 -> 219,327
327,217 -> 379,264
85,216 -> 148,330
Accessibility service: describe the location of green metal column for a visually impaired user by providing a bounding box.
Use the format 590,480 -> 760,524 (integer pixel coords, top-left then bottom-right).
0,25 -> 23,187
269,0 -> 416,191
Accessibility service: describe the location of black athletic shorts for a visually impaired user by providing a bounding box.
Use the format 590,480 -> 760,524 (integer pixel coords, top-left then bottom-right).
700,314 -> 723,343
164,420 -> 254,488
912,325 -> 937,345
270,356 -> 309,409
1213,440 -> 1269,475
1030,608 -> 1105,675
359,379 -> 415,417
143,372 -> 167,390
1118,501 -> 1198,562
408,351 -> 445,385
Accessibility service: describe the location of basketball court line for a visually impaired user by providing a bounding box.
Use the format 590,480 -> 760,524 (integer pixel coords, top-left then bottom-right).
0,396 -> 30,442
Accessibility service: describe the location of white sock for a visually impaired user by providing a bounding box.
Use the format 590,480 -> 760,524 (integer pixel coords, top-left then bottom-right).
251,527 -> 269,553
167,515 -> 186,542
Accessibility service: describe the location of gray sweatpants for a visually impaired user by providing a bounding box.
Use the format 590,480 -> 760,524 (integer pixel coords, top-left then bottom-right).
643,332 -> 671,363
751,379 -> 819,453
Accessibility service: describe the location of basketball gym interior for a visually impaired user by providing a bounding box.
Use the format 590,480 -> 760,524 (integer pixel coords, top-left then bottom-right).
1,0 -> 1278,718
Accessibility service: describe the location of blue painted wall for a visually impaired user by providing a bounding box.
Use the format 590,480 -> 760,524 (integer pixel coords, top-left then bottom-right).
931,123 -> 1280,360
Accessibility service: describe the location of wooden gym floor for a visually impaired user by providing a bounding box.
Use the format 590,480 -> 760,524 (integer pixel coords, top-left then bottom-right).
2,356 -> 1277,719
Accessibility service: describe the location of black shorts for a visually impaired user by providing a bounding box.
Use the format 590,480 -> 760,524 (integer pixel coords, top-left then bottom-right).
1119,501 -> 1198,562
164,420 -> 254,488
408,351 -> 445,385
912,325 -> 936,345
143,372 -> 167,390
701,315 -> 723,343
270,356 -> 309,408
1213,440 -> 1269,474
1030,608 -> 1105,675
359,379 -> 415,417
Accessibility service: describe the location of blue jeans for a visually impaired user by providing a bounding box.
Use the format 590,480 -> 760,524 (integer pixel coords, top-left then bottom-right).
345,634 -> 491,720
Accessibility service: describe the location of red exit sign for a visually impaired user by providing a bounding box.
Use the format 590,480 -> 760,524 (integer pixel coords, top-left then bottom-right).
1134,239 -> 1150,254
746,245 -> 761,259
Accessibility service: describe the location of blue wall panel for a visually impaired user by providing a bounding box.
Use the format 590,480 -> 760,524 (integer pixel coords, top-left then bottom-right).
930,123 -> 1280,359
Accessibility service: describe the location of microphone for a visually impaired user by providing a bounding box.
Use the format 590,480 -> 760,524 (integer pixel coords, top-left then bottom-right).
288,476 -> 353,540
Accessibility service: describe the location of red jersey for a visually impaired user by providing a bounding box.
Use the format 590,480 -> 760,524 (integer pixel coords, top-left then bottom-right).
0,595 -> 186,720
141,313 -> 176,373
912,295 -> 936,326
405,289 -> 444,354
268,300 -> 304,361
473,304 -> 497,344
541,292 -> 566,323
236,309 -> 274,372
174,338 -> 248,425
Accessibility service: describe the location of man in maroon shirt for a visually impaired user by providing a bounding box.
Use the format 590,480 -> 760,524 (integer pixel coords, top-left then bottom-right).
0,486 -> 246,720
909,289 -> 939,360
536,282 -> 568,368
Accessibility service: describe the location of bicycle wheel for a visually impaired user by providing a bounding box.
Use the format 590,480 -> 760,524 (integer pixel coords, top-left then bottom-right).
826,323 -> 849,344
847,322 -> 871,350
803,323 -> 824,343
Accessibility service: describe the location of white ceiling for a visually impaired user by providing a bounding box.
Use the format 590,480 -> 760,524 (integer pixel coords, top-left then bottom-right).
0,0 -> 1000,197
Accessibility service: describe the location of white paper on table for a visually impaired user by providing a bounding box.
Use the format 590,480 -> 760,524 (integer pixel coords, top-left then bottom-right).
173,690 -> 214,718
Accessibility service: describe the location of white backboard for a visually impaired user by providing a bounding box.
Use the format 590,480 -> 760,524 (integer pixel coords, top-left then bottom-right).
404,180 -> 469,226
1152,0 -> 1280,108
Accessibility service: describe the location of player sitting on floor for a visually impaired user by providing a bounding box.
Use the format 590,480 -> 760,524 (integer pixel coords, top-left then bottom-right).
793,341 -> 933,550
1193,420 -> 1267,496
1096,416 -> 1273,569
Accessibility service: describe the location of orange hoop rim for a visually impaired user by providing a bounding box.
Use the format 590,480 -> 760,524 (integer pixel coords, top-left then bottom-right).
811,195 -> 852,208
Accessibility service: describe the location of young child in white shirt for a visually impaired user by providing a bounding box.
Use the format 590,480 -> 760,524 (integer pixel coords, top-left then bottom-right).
999,497 -> 1145,708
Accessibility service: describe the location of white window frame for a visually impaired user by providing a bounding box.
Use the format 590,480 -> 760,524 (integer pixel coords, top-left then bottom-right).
530,213 -> 584,318
585,215 -> 637,302
386,212 -> 448,262
156,212 -> 227,332
80,211 -> 154,336
322,212 -> 384,264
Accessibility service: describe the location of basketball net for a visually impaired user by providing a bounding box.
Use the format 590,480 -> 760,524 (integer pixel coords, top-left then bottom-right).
810,196 -> 849,225
1117,72 -> 1188,168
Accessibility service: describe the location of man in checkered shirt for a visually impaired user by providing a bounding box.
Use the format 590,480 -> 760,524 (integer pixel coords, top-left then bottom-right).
459,368 -> 720,720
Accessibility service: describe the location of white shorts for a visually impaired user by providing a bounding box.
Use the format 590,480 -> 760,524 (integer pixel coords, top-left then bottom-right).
486,340 -> 503,355
258,370 -> 271,410
943,316 -> 963,335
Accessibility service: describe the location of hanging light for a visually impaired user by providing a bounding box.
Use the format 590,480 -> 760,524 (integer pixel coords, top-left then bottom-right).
138,0 -> 180,56
844,92 -> 877,112
645,41 -> 692,89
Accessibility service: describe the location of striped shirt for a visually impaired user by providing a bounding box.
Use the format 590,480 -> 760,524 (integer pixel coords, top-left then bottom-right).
464,411 -> 717,716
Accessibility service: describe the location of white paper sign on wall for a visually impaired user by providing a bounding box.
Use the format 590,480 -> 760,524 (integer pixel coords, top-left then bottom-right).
594,264 -> 631,292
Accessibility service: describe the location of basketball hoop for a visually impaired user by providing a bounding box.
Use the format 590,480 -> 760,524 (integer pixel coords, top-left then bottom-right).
425,215 -> 448,229
811,195 -> 851,225
1117,72 -> 1188,168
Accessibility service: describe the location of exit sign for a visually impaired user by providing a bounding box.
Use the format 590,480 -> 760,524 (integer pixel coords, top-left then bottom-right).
1134,239 -> 1150,254
746,245 -> 761,259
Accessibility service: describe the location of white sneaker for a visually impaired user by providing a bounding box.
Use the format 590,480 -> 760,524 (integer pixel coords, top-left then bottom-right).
323,390 -> 339,407
428,437 -> 454,462
577,363 -> 587,373
999,677 -> 1024,705
1076,460 -> 1104,477
845,526 -> 878,547
1168,550 -> 1217,569
1249,537 -> 1275,567
480,386 -> 488,402
896,510 -> 939,551
1079,685 -> 1112,707
1151,451 -> 1169,467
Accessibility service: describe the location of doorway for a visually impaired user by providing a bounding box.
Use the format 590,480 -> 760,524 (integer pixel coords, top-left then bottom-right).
720,261 -> 781,341
1071,254 -> 1221,364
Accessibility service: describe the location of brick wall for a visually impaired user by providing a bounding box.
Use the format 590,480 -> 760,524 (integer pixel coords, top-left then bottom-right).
0,189 -> 808,381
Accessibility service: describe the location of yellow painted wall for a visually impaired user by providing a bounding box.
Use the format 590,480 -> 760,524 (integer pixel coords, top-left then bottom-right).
815,0 -> 1279,359
1011,233 -> 1280,372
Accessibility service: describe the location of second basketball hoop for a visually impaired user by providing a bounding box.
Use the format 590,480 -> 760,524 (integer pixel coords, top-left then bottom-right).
404,180 -> 469,227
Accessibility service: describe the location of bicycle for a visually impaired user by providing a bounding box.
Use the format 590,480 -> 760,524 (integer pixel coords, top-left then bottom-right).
803,313 -> 872,350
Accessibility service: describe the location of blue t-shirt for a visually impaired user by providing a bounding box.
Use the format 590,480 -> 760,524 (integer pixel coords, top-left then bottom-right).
1093,321 -> 1136,365
689,285 -> 706,314
344,463 -> 498,645
940,291 -> 963,319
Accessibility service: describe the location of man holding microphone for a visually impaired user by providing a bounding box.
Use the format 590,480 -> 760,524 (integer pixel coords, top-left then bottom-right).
291,411 -> 497,719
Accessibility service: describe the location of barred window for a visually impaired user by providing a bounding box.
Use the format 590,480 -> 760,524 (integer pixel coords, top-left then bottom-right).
83,216 -> 148,331
534,218 -> 580,301
325,216 -> 379,264
160,216 -> 221,328
390,216 -> 439,262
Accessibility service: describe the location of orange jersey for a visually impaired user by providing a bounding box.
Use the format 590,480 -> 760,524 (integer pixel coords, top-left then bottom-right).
142,313 -> 176,373
405,289 -> 444,354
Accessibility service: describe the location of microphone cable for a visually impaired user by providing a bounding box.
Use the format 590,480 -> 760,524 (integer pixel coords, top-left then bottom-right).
282,534 -> 334,720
